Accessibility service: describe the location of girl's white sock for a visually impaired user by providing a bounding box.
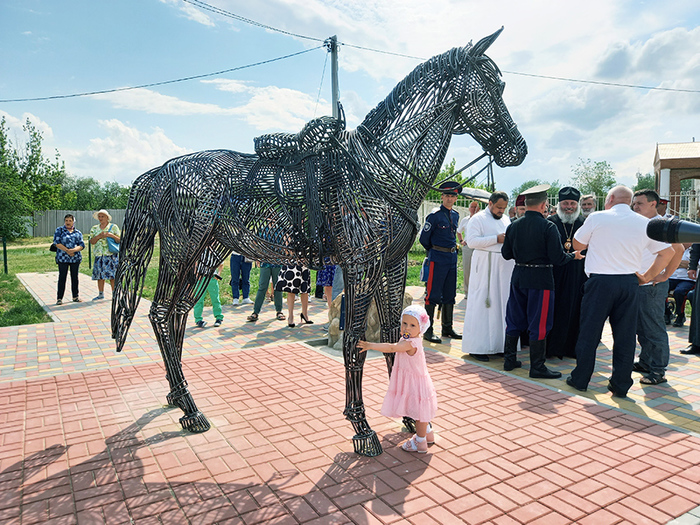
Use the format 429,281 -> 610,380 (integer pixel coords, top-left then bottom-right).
426,424 -> 433,433
415,435 -> 427,443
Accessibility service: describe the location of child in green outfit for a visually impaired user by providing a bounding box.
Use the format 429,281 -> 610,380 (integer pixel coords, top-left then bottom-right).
194,264 -> 224,328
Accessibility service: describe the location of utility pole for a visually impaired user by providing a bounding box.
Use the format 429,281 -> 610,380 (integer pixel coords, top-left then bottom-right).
326,35 -> 340,118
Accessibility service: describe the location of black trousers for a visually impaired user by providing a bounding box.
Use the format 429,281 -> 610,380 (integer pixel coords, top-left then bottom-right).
57,262 -> 80,300
569,274 -> 639,395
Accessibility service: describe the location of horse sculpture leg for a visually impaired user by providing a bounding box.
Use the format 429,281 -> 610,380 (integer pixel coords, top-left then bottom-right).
149,303 -> 211,432
373,258 -> 416,434
342,265 -> 384,456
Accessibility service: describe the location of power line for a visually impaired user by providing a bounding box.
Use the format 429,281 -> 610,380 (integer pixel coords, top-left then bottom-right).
185,0 -> 700,94
182,0 -> 324,43
0,46 -> 323,103
502,70 -> 700,93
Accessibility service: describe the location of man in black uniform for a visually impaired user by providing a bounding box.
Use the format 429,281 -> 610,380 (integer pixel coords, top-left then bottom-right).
419,181 -> 462,344
684,243 -> 700,355
501,185 -> 583,377
546,186 -> 587,358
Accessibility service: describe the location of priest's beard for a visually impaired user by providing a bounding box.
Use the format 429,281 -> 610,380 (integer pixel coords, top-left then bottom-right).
557,207 -> 581,224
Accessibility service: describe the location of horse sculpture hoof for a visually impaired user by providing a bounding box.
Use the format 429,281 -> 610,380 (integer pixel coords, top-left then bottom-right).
402,416 -> 416,434
352,430 -> 382,457
179,411 -> 211,433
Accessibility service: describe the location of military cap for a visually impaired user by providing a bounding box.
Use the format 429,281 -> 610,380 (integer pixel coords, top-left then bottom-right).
439,181 -> 463,194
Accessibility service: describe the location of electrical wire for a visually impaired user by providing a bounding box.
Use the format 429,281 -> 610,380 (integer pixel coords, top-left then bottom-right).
3,0 -> 699,103
314,51 -> 329,118
183,0 -> 700,94
0,46 -> 323,103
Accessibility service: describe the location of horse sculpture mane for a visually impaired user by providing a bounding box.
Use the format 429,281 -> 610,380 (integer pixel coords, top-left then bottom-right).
112,28 -> 527,456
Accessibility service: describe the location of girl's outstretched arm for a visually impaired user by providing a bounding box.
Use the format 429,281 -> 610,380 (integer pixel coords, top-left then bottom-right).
357,339 -> 416,355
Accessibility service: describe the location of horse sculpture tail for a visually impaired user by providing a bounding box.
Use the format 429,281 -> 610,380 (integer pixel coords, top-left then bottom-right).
111,168 -> 159,351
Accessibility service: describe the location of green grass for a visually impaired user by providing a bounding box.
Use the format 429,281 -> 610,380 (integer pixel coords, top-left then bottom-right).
0,273 -> 53,326
0,236 -> 461,327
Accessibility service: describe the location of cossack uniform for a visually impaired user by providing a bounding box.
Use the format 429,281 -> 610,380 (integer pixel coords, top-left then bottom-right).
419,181 -> 462,343
501,184 -> 575,378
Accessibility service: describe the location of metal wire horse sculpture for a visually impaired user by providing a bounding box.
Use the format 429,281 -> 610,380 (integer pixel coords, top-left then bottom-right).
112,28 -> 527,456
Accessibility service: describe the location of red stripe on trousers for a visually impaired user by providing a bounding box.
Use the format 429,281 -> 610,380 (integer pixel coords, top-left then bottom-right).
425,261 -> 435,305
538,289 -> 551,340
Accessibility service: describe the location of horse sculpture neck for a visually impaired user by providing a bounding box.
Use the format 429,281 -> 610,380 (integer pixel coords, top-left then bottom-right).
355,46 -> 475,210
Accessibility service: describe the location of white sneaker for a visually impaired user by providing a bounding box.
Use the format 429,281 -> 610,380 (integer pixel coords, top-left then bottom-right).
241,297 -> 253,305
232,298 -> 239,306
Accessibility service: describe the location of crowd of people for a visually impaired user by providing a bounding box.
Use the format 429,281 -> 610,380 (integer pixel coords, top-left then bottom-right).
51,188 -> 697,455
421,181 -> 697,403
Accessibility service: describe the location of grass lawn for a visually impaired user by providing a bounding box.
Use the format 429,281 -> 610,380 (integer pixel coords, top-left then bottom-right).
1,236 -> 463,328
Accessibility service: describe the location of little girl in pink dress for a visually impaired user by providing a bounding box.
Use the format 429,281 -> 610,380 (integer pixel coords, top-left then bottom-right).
358,305 -> 438,453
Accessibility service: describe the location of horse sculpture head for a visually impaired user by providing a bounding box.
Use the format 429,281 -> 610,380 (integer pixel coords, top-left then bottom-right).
452,27 -> 527,167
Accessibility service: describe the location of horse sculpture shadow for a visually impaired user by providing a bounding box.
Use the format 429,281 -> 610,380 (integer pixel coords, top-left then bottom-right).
4,409 -> 431,523
111,28 -> 527,456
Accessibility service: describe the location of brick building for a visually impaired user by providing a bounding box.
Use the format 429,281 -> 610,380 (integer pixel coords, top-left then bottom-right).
654,141 -> 700,218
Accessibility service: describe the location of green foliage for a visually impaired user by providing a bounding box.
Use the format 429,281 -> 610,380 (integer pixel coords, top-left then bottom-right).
0,116 -> 132,240
510,179 -> 561,202
570,158 -> 617,198
426,158 -> 491,203
633,171 -> 656,191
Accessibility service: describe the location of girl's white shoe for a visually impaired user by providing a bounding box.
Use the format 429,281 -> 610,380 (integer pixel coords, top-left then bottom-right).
402,435 -> 428,453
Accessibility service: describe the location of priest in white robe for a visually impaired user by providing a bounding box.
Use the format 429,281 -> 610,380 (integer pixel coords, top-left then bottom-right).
462,191 -> 515,361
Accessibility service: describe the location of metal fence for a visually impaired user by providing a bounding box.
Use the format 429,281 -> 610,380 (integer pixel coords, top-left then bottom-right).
32,210 -> 127,237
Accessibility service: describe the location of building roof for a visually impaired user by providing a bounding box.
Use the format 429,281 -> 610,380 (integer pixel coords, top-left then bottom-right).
655,142 -> 700,171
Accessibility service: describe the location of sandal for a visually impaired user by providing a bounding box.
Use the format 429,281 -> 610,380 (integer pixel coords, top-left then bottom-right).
246,313 -> 258,322
640,373 -> 667,385
276,312 -> 286,321
401,435 -> 427,454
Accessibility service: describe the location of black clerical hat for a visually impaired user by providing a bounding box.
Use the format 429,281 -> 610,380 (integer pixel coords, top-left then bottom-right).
558,186 -> 581,202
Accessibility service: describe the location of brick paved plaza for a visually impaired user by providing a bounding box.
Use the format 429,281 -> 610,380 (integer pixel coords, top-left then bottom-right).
1,272 -> 699,524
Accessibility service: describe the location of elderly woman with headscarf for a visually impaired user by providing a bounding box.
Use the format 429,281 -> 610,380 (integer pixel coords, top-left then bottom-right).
89,209 -> 121,300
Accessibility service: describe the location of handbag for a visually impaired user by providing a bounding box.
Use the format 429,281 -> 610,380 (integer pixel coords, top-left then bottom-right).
106,224 -> 120,254
49,243 -> 57,252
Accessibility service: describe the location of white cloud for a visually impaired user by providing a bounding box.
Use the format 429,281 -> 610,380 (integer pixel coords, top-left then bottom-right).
158,0 -> 215,27
0,110 -> 54,141
63,120 -> 189,185
91,88 -> 226,115
204,79 -> 326,130
92,82 -> 330,133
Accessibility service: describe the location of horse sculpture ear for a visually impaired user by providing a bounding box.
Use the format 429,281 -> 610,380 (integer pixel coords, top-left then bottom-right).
469,26 -> 504,57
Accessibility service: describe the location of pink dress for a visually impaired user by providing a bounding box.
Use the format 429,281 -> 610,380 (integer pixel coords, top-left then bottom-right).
380,337 -> 438,422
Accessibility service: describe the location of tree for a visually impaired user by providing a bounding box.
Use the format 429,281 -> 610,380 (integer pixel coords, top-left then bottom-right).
426,158 -> 490,202
510,179 -> 561,202
0,119 -> 32,239
16,119 -> 68,211
0,165 -> 33,240
570,158 -> 617,198
633,171 -> 656,191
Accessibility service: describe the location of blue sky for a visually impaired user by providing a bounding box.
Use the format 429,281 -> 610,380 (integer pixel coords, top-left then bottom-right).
2,0 -> 700,195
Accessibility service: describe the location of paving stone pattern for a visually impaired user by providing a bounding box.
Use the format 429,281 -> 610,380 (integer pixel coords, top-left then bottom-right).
0,272 -> 698,524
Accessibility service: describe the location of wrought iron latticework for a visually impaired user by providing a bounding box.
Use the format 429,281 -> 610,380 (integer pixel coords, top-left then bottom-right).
112,28 -> 527,456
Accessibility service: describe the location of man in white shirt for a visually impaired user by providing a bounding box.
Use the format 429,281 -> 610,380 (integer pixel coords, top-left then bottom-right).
631,190 -> 683,385
456,200 -> 481,299
566,186 -> 675,397
462,192 -> 514,361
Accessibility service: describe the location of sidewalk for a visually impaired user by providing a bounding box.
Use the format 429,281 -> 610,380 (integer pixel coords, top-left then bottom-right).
0,272 -> 699,524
